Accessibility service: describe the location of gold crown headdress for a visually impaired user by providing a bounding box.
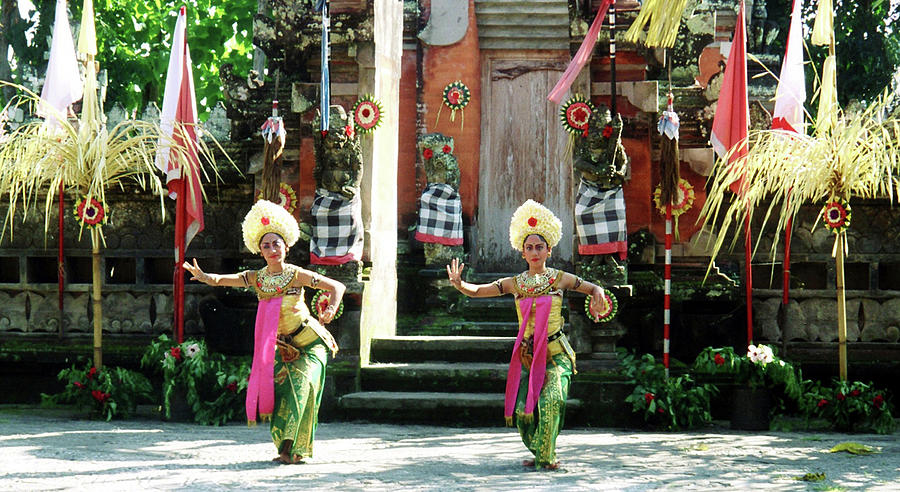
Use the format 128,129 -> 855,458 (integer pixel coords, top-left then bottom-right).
242,200 -> 300,254
509,199 -> 562,251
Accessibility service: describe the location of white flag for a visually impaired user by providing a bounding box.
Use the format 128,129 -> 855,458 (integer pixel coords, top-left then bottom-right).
39,0 -> 83,128
771,0 -> 806,133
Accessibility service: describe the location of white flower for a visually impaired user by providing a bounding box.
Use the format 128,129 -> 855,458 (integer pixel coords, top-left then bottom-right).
186,343 -> 200,358
760,345 -> 775,364
747,344 -> 761,363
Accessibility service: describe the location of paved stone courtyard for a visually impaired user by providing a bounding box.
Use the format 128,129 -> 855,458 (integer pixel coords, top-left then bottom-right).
1,406 -> 898,491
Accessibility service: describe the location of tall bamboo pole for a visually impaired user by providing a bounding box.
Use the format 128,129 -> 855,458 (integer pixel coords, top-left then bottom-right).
836,231 -> 847,380
91,228 -> 103,368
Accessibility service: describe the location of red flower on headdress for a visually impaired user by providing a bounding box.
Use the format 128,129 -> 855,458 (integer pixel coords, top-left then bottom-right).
527,217 -> 537,227
170,346 -> 182,361
226,382 -> 238,393
87,367 -> 97,380
73,381 -> 84,389
602,125 -> 614,138
344,124 -> 355,138
261,217 -> 270,226
91,390 -> 110,403
817,398 -> 829,408
837,392 -> 846,401
714,353 -> 725,366
644,392 -> 654,404
874,394 -> 884,409
850,389 -> 861,397
423,148 -> 434,159
442,145 -> 451,154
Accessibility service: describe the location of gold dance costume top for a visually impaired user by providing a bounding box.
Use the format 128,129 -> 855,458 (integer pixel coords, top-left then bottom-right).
249,264 -> 338,358
511,268 -> 576,367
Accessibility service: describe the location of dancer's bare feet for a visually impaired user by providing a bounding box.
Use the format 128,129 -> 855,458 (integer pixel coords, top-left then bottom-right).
522,459 -> 535,467
275,453 -> 304,464
541,462 -> 560,471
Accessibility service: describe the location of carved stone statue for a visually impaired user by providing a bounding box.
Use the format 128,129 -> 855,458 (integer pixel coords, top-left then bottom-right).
572,105 -> 629,285
309,105 -> 364,272
313,106 -> 363,199
418,132 -> 460,187
573,105 -> 628,189
416,133 -> 464,265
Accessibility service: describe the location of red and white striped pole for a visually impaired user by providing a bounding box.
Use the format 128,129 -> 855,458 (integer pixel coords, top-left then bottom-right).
664,203 -> 672,378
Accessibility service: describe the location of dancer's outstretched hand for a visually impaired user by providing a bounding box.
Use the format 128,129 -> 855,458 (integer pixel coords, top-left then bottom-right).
446,258 -> 464,289
182,258 -> 207,283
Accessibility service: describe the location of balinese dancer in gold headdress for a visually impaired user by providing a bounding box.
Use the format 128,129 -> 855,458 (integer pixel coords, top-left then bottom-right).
182,200 -> 343,464
446,199 -> 606,470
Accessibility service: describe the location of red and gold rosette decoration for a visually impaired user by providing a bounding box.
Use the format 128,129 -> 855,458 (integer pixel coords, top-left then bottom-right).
73,196 -> 107,229
822,199 -> 851,234
352,94 -> 383,133
559,95 -> 594,136
443,81 -> 470,113
256,183 -> 298,214
586,291 -> 618,323
436,81 -> 471,129
311,290 -> 344,321
653,178 -> 695,217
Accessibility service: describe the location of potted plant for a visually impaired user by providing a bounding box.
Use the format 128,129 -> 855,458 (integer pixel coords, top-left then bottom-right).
693,344 -> 802,430
800,379 -> 896,434
41,360 -> 152,420
141,335 -> 250,425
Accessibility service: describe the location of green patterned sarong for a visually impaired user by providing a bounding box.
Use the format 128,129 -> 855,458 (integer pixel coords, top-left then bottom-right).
270,340 -> 328,459
515,352 -> 573,467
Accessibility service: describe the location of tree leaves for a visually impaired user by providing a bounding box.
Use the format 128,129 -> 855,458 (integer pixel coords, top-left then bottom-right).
3,0 -> 255,118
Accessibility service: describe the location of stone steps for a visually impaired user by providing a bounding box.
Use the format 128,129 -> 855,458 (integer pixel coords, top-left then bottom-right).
360,362 -> 508,393
342,269 -> 586,425
369,335 -> 515,364
339,391 -> 582,425
400,321 -> 520,337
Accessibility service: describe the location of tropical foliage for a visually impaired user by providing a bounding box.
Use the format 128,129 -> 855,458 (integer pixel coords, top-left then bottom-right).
619,349 -> 718,431
693,345 -> 802,404
700,91 -> 900,263
141,334 -> 251,425
1,0 -> 255,117
41,359 -> 153,420
800,379 -> 896,434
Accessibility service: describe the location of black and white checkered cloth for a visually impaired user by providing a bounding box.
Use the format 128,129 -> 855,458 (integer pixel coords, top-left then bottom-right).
310,189 -> 363,263
575,179 -> 628,259
415,183 -> 464,246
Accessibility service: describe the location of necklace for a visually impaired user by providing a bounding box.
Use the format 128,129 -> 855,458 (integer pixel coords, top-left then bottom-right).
256,265 -> 295,294
515,268 -> 557,295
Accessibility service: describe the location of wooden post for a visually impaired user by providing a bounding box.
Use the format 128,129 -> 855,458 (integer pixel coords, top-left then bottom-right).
91,228 -> 103,368
835,231 -> 847,380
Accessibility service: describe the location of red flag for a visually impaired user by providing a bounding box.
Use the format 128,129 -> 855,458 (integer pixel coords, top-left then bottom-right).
710,1 -> 752,345
710,0 -> 749,196
772,0 -> 806,307
156,7 -> 203,342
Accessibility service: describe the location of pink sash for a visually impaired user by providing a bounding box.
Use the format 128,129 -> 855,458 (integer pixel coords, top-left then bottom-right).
504,295 -> 552,424
246,296 -> 282,423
